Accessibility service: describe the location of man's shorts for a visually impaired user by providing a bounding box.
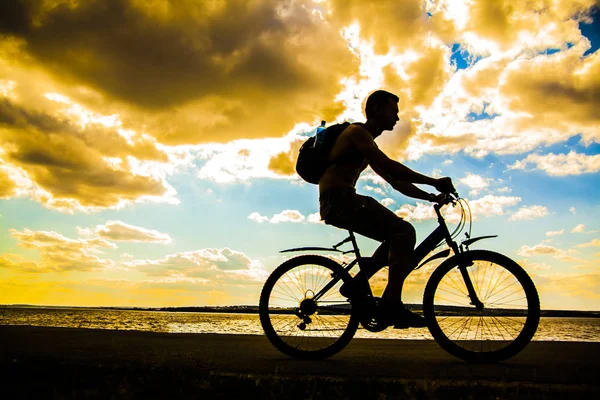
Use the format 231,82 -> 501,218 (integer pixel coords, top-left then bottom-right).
319,187 -> 414,245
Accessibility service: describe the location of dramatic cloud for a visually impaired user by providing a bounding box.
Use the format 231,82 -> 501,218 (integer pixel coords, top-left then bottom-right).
80,221 -> 173,244
509,205 -> 549,221
508,151 -> 600,176
0,228 -> 116,272
0,93 -> 177,211
0,164 -> 17,198
407,0 -> 599,159
197,128 -> 306,183
0,0 -> 358,145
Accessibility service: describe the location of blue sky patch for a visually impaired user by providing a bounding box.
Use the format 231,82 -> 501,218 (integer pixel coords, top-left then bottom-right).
580,6 -> 599,56
467,103 -> 499,121
451,43 -> 482,70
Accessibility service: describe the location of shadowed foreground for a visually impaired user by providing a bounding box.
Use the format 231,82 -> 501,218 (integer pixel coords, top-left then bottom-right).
1,326 -> 598,399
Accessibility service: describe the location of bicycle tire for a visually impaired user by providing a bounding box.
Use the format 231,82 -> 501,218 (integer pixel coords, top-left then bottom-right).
423,250 -> 540,363
259,255 -> 359,359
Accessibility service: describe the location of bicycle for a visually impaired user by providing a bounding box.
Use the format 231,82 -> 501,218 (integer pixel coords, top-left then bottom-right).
259,193 -> 540,363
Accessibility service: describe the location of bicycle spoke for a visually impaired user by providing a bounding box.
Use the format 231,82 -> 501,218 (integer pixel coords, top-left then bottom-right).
260,256 -> 358,358
426,251 -> 539,362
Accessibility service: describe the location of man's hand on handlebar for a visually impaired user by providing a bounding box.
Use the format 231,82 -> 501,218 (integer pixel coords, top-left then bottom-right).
428,193 -> 453,205
434,177 -> 456,194
428,193 -> 448,204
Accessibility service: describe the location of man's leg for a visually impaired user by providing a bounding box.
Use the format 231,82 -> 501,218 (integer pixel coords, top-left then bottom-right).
335,195 -> 425,327
326,193 -> 417,303
382,226 -> 416,304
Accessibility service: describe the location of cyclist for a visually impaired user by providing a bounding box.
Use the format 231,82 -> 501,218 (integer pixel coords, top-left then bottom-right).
319,90 -> 456,328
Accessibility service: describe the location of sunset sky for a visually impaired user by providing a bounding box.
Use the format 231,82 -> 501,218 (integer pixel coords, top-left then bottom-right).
0,0 -> 599,310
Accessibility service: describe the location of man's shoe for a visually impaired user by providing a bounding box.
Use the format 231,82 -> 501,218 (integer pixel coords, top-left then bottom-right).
392,306 -> 428,329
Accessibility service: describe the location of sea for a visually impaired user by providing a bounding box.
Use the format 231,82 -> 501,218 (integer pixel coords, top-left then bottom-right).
1,307 -> 599,341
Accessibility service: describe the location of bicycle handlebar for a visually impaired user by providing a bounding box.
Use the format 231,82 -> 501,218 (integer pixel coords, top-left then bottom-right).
435,192 -> 459,206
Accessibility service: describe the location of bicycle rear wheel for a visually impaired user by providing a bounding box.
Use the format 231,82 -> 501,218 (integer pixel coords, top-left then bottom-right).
423,250 -> 540,363
259,255 -> 358,359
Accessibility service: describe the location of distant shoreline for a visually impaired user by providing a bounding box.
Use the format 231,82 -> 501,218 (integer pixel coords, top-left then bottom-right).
2,304 -> 599,318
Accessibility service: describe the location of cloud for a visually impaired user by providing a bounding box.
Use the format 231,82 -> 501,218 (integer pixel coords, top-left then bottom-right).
80,221 -> 173,244
0,94 -> 178,211
1,228 -> 116,272
570,207 -> 577,215
468,195 -> 521,218
0,0 -> 358,145
270,209 -> 306,224
571,224 -> 586,233
248,212 -> 270,224
405,6 -> 600,160
197,126 -> 309,183
534,270 -> 600,308
307,212 -> 323,224
509,205 -> 548,221
0,164 -> 17,198
459,173 -> 489,190
0,0 -> 597,217
381,198 -> 395,207
395,201 -> 437,222
519,259 -> 553,271
517,243 -> 582,263
577,239 -> 600,248
394,194 -> 521,222
546,229 -> 564,237
508,151 -> 600,176
124,247 -> 267,283
247,209 -> 323,224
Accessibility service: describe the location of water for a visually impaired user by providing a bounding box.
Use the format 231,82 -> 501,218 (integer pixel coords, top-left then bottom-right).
1,307 -> 599,342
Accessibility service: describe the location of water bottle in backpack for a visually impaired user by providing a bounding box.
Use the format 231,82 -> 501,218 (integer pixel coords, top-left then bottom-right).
313,120 -> 327,148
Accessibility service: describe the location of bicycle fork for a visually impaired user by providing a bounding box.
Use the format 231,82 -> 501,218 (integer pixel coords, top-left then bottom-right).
457,261 -> 484,310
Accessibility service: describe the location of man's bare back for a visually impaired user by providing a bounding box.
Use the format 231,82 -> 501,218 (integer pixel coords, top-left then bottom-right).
319,124 -> 370,193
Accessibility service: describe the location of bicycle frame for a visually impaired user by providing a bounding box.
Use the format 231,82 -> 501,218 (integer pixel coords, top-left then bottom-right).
280,201 -> 496,308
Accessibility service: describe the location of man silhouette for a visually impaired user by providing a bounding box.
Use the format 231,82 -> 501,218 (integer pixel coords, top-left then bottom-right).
319,90 -> 455,328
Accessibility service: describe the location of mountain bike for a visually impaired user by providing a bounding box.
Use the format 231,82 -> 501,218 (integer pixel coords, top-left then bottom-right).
259,193 -> 540,363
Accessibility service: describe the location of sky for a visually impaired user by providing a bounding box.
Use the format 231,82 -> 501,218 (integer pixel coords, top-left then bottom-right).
0,0 -> 599,310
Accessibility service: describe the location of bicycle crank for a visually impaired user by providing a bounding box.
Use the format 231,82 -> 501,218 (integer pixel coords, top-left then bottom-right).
356,296 -> 389,332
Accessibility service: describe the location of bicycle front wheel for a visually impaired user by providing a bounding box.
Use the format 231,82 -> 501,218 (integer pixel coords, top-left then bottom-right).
423,250 -> 540,363
259,255 -> 358,359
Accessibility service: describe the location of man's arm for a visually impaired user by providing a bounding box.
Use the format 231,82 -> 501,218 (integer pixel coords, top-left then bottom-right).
350,126 -> 455,193
371,165 -> 440,202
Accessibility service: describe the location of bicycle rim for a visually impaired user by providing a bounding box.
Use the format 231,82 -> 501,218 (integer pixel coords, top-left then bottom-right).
424,250 -> 540,363
259,255 -> 358,359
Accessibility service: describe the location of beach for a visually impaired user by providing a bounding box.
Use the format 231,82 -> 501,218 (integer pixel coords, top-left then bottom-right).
1,325 -> 598,399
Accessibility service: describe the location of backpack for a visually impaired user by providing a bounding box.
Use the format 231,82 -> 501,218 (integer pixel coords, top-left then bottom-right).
296,121 -> 352,184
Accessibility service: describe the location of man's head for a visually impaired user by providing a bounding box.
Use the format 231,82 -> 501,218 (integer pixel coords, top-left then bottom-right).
365,90 -> 400,131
